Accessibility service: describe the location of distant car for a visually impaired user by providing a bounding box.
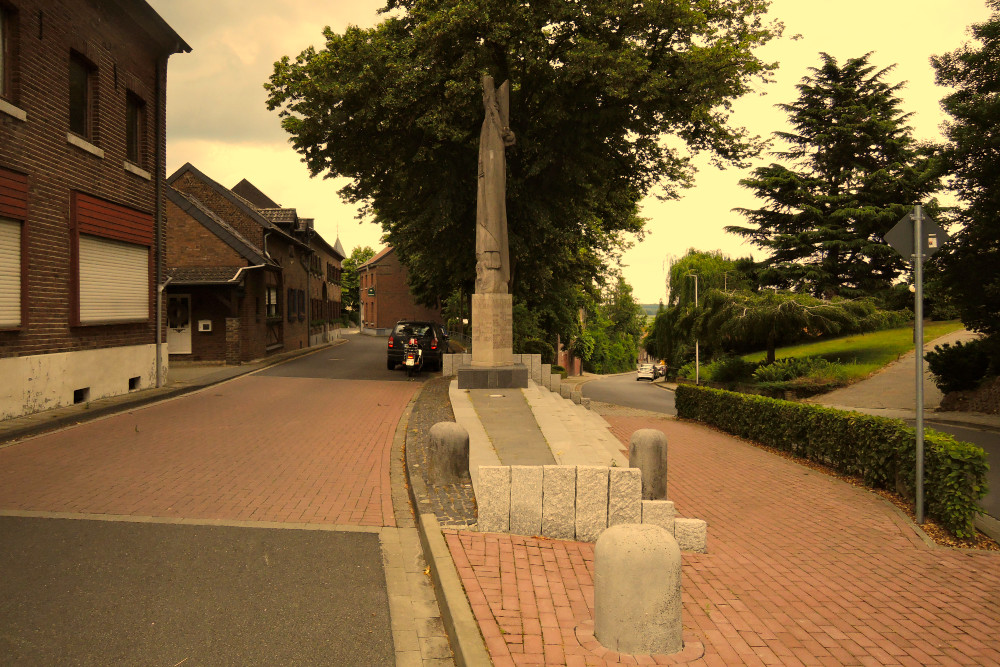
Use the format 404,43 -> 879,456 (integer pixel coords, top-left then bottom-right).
653,362 -> 667,379
636,364 -> 655,381
387,321 -> 448,372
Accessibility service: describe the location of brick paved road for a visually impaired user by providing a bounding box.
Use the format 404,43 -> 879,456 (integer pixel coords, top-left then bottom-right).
0,375 -> 415,526
448,413 -> 1000,666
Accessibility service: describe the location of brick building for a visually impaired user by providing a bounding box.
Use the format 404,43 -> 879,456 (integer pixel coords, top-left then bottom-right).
164,166 -> 343,363
0,0 -> 188,420
358,246 -> 441,334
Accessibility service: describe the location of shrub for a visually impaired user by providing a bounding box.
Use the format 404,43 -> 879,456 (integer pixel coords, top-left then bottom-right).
551,364 -> 567,379
752,357 -> 848,384
675,384 -> 988,538
704,356 -> 759,383
925,339 -> 991,393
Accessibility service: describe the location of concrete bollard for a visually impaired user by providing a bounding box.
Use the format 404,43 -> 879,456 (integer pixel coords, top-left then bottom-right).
594,523 -> 683,655
427,422 -> 470,486
628,429 -> 668,500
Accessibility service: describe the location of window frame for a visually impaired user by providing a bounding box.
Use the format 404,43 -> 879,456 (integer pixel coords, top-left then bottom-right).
69,51 -> 97,141
125,90 -> 145,166
0,4 -> 13,102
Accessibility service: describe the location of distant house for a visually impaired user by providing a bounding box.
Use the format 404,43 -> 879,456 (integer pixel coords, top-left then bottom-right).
358,246 -> 441,334
0,0 -> 189,420
164,165 -> 343,362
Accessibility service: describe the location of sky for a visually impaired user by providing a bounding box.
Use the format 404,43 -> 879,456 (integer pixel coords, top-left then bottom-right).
147,0 -> 992,304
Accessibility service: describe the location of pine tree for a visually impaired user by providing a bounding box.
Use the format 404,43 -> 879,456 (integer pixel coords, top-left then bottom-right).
728,53 -> 943,299
932,2 -> 1000,343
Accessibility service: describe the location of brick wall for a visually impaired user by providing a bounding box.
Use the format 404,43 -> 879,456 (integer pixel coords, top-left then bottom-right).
0,0 -> 179,360
165,198 -> 244,268
364,251 -> 441,329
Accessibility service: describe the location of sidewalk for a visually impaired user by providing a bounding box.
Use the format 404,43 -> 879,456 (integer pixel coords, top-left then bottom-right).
411,378 -> 1000,666
0,338 -> 348,446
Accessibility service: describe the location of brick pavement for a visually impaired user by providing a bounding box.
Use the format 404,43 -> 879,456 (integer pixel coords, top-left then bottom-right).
446,413 -> 1000,666
0,376 -> 416,527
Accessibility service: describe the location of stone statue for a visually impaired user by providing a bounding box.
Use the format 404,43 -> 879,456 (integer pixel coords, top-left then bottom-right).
476,74 -> 515,294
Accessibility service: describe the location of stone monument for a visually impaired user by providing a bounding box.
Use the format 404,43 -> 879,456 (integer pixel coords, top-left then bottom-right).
458,74 -> 528,389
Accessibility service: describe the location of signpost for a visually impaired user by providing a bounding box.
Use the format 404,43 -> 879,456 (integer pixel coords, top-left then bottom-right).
885,205 -> 949,525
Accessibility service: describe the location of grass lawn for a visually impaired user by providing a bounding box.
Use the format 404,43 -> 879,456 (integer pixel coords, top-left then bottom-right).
741,320 -> 966,382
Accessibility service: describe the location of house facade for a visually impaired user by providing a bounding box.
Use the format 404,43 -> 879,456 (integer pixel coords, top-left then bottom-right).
164,166 -> 343,363
358,246 -> 441,334
0,0 -> 188,420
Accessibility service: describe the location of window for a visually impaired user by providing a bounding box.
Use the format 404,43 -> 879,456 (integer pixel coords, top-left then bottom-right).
78,235 -> 148,323
0,5 -> 15,101
0,217 -> 21,328
69,52 -> 96,139
287,287 -> 295,322
297,289 -> 305,321
266,287 -> 278,318
125,91 -> 145,165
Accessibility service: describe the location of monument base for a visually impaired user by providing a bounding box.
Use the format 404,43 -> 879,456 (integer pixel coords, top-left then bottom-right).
457,364 -> 529,389
472,293 -> 513,366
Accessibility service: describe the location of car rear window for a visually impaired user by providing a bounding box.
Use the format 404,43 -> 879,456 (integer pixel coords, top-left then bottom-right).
393,323 -> 432,338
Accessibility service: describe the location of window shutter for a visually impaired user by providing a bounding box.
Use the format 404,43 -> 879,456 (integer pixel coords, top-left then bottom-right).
0,218 -> 21,327
287,287 -> 295,322
78,235 -> 148,323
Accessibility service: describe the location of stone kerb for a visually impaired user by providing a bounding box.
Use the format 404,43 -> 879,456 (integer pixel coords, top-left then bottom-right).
474,464 -> 707,550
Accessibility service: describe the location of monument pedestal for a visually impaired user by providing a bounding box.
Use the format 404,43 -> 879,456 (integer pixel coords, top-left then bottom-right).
456,292 -> 528,389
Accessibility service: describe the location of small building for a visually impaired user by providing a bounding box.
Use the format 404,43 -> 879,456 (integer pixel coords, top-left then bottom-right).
0,0 -> 189,420
358,246 -> 441,334
164,165 -> 343,363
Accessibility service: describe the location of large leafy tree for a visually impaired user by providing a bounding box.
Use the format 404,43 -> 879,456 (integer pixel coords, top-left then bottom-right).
728,53 -> 944,299
340,245 -> 376,321
932,2 -> 1000,345
265,0 -> 781,342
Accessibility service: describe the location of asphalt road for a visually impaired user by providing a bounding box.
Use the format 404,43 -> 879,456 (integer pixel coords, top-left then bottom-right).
0,333 -> 416,665
581,373 -> 676,414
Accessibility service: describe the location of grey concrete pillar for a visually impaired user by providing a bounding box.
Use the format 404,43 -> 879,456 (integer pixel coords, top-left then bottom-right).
628,429 -> 668,500
427,422 -> 470,486
594,523 -> 683,655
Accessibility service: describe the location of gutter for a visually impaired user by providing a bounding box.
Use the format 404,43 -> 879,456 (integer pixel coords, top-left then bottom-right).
155,56 -> 166,388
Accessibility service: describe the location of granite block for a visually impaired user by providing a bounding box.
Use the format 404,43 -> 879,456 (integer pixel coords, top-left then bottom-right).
674,517 -> 707,553
575,466 -> 610,542
477,466 -> 511,533
541,465 -> 576,540
608,468 -> 642,527
509,465 -> 543,536
641,500 -> 676,535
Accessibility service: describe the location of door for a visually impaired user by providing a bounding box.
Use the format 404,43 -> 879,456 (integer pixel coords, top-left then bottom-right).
167,294 -> 192,354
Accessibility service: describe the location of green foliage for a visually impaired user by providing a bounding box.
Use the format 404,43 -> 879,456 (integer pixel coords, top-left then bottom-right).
340,246 -> 376,316
729,53 -> 945,299
520,338 -> 555,365
932,3 -> 1000,340
704,356 -> 760,383
751,357 -> 850,384
265,0 -> 782,346
925,339 -> 992,393
675,385 -> 988,538
578,276 -> 645,374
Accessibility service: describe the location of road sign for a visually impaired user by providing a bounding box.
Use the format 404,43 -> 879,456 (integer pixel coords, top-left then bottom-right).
885,211 -> 949,260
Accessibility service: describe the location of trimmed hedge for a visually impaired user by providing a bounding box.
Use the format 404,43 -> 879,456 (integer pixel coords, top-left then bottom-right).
675,385 -> 989,538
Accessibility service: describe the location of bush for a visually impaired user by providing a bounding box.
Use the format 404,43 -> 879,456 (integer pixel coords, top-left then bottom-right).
752,357 -> 849,384
675,384 -> 988,538
520,338 -> 555,365
925,339 -> 991,393
704,356 -> 759,383
551,364 -> 567,379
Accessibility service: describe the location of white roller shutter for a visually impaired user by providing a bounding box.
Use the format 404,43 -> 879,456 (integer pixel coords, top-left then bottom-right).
0,218 -> 20,328
78,234 -> 148,323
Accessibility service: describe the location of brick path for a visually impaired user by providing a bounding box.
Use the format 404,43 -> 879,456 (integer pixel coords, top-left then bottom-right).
0,376 -> 416,527
447,414 -> 1000,666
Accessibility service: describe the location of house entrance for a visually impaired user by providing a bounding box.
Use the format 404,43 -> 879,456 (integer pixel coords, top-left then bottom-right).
167,294 -> 192,354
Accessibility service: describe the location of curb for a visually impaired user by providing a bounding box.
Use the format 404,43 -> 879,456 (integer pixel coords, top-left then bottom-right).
402,382 -> 490,667
0,339 -> 347,446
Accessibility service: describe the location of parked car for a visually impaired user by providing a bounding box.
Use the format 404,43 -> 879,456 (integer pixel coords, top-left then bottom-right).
654,362 -> 667,379
636,363 -> 656,381
387,321 -> 448,372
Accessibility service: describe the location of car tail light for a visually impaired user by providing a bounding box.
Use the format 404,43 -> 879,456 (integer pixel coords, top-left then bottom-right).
388,337 -> 394,348
431,337 -> 438,350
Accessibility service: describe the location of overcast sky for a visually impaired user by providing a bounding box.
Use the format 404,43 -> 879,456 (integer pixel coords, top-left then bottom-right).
147,0 -> 992,304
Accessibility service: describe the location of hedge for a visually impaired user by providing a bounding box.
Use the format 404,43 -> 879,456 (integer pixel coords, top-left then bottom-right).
675,384 -> 989,538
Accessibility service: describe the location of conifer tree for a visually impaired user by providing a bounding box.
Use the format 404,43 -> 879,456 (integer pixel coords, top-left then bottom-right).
728,53 -> 943,299
932,2 -> 1000,343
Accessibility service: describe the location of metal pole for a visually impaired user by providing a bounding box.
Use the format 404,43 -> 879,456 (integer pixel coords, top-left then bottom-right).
690,274 -> 699,385
914,205 -> 925,525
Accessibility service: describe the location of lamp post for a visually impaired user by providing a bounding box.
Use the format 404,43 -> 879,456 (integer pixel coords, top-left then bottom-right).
687,273 -> 699,385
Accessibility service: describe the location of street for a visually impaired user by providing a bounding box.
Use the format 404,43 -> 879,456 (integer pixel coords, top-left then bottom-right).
0,334 -> 440,665
580,373 -> 676,414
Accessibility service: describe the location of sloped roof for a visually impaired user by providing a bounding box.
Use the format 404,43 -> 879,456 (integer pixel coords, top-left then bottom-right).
258,208 -> 298,224
166,266 -> 248,285
359,246 -> 394,270
166,187 -> 274,267
114,0 -> 191,55
231,179 -> 280,209
333,237 -> 347,259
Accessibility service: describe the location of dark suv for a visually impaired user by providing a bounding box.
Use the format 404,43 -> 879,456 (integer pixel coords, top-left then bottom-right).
386,321 -> 448,372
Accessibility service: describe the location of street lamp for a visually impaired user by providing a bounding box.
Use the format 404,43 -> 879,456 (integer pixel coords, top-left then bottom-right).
687,273 -> 699,385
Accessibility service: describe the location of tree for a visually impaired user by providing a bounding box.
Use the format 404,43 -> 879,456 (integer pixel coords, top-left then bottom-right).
341,245 -> 376,322
579,276 -> 646,374
932,2 -> 1000,345
728,53 -> 944,299
266,0 -> 782,344
697,290 -> 881,364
